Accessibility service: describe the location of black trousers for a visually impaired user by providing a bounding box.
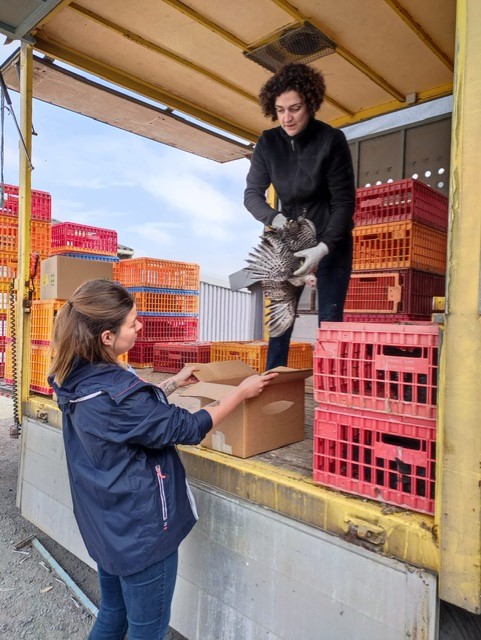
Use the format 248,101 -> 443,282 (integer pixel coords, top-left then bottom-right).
266,236 -> 352,370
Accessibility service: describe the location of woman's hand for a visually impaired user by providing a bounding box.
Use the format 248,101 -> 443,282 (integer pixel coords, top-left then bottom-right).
172,365 -> 200,388
159,365 -> 199,396
237,372 -> 278,399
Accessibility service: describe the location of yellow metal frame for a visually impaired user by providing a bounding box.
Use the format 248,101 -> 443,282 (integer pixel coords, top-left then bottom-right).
436,0 -> 481,613
15,44 -> 34,421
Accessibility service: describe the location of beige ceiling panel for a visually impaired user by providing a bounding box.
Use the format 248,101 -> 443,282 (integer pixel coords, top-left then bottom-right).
65,1 -> 273,94
388,0 -> 456,56
310,55 -> 393,114
36,10 -> 267,136
179,0 -> 295,44
24,0 -> 454,138
296,0 -> 453,93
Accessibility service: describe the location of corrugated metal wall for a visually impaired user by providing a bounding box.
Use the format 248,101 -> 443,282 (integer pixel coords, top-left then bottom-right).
199,281 -> 252,342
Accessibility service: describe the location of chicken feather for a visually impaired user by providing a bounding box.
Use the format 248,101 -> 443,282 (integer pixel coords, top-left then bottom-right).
246,217 -> 317,338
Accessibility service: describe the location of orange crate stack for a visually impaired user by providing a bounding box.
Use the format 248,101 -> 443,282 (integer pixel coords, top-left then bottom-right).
210,341 -> 313,373
115,258 -> 200,291
115,258 -> 201,368
353,220 -> 446,274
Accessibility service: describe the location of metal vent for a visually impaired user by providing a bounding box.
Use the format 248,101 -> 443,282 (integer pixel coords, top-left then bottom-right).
244,22 -> 336,73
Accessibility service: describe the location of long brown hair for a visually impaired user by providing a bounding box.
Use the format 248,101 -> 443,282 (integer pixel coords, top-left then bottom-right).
49,279 -> 134,386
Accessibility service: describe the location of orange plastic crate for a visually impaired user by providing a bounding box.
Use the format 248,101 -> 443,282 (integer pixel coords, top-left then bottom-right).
3,337 -> 12,381
131,291 -> 199,314
31,221 -> 52,257
345,269 -> 445,316
0,184 -> 52,221
0,216 -> 51,257
210,341 -> 313,373
51,221 -> 118,256
29,343 -> 53,395
353,221 -> 447,274
355,179 -> 448,231
30,299 -> 66,343
313,404 -> 436,514
314,322 -> 439,419
153,342 -> 211,373
115,258 -> 200,291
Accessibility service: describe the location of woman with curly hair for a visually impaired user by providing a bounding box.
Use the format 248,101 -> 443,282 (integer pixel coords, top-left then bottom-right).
244,62 -> 355,369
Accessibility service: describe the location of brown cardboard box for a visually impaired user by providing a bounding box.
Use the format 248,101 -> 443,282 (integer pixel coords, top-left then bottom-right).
40,255 -> 114,300
180,360 -> 311,458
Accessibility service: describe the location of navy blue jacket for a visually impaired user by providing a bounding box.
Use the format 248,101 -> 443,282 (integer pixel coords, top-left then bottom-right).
244,118 -> 355,254
50,360 -> 212,576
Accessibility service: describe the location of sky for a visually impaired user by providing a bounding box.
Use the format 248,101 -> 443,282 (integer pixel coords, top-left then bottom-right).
0,42 -> 263,285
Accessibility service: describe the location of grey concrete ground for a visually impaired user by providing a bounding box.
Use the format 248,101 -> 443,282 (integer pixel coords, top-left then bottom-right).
0,391 -> 186,640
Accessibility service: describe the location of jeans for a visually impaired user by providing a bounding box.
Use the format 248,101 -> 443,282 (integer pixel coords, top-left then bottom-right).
266,237 -> 353,370
88,550 -> 178,640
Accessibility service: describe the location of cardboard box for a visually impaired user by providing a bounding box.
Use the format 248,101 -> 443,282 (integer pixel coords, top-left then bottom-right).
180,360 -> 311,458
40,255 -> 114,300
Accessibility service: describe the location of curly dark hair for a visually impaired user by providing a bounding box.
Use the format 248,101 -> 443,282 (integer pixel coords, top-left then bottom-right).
259,63 -> 326,121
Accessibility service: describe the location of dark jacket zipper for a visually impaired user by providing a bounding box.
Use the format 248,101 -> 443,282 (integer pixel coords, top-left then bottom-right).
155,464 -> 168,531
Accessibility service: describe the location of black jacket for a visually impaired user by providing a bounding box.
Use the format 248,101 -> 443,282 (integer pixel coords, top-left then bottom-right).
50,360 -> 212,576
244,119 -> 355,252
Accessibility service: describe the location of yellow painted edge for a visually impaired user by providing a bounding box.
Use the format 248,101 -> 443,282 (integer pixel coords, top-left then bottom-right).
178,444 -> 438,572
24,394 -> 438,571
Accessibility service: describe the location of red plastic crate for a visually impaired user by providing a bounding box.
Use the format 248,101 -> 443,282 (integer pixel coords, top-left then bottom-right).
355,179 -> 448,231
51,222 -> 118,256
353,221 -> 447,274
313,404 -> 436,514
115,258 -> 200,291
128,341 -> 155,368
345,269 -> 445,316
314,322 -> 440,419
153,342 -> 211,373
343,313 -> 431,323
1,184 -> 52,221
136,315 -> 198,342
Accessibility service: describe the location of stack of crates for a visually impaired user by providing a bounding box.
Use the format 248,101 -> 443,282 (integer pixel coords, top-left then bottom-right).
312,322 -> 439,514
4,299 -> 64,394
114,258 -> 200,367
50,220 -> 119,264
209,340 -> 313,373
345,179 -> 448,322
0,184 -> 52,380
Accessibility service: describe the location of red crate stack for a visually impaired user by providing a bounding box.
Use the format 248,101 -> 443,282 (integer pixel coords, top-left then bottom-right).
114,258 -> 200,368
0,185 -> 53,322
348,178 -> 447,321
313,322 -> 440,514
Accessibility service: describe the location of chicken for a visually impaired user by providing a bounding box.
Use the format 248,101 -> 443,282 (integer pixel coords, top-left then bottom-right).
246,216 -> 317,337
